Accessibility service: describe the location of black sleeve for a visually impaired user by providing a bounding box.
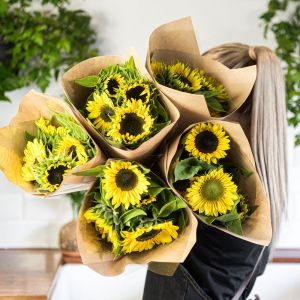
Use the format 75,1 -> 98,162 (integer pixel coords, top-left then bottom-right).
143,220 -> 269,300
182,220 -> 268,300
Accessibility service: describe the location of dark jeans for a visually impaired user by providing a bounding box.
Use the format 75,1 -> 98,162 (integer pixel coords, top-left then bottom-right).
143,220 -> 268,300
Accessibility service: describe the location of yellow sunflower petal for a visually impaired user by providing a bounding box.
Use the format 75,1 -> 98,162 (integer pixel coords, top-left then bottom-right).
102,160 -> 150,209
185,168 -> 237,217
121,80 -> 151,103
107,100 -> 154,146
86,92 -> 115,132
121,221 -> 179,254
54,135 -> 88,165
185,122 -> 230,164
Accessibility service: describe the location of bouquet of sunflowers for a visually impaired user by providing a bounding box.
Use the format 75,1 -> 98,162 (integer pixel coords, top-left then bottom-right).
0,90 -> 105,196
76,160 -> 197,276
161,120 -> 272,244
75,57 -> 170,149
169,122 -> 256,234
21,113 -> 96,193
146,18 -> 257,129
62,55 -> 179,161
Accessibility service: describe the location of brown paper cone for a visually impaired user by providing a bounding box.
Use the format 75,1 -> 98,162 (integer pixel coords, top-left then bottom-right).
0,90 -> 106,197
160,120 -> 272,246
146,17 -> 257,131
77,177 -> 198,277
61,54 -> 180,162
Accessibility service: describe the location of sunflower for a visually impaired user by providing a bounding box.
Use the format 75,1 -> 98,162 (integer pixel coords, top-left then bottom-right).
36,117 -> 68,137
33,155 -> 75,192
121,221 -> 179,253
151,60 -> 167,78
103,74 -> 124,97
54,135 -> 88,165
122,81 -> 151,103
168,62 -> 202,93
86,92 -> 115,132
107,100 -> 154,146
185,122 -> 230,164
136,196 -> 157,208
21,163 -> 35,182
185,168 -> 238,217
84,209 -> 120,251
102,160 -> 150,209
35,117 -> 57,135
237,194 -> 249,221
202,74 -> 229,100
23,138 -> 46,165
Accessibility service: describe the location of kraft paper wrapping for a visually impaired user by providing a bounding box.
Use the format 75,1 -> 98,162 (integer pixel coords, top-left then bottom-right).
77,179 -> 198,277
0,90 -> 106,197
160,120 -> 272,246
146,17 -> 257,131
61,54 -> 180,162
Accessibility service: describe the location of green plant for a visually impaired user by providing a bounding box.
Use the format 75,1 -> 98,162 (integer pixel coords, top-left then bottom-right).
260,0 -> 300,145
0,0 -> 98,101
67,191 -> 86,217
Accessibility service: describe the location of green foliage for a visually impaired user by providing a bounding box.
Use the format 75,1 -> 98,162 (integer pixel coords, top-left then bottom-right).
67,191 -> 86,215
260,0 -> 300,145
0,0 -> 98,101
173,157 -> 216,182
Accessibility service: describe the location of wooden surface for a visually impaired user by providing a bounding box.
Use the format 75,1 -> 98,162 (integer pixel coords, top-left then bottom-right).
272,248 -> 300,263
0,249 -> 62,300
0,247 -> 298,300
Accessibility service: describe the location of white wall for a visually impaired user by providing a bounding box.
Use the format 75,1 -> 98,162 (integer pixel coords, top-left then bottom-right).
0,0 -> 298,248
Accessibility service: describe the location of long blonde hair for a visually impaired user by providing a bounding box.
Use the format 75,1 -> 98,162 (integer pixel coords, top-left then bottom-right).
204,43 -> 288,243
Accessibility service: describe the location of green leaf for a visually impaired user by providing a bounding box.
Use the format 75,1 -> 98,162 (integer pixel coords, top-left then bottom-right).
33,32 -> 43,46
155,98 -> 170,123
0,0 -> 8,15
75,75 -> 99,87
177,210 -> 187,231
216,212 -> 240,222
247,205 -> 258,216
205,97 -> 226,112
121,208 -> 147,224
226,219 -> 243,235
24,131 -> 35,143
174,157 -> 211,182
152,121 -> 170,133
158,197 -> 187,218
148,179 -> 166,196
54,113 -> 89,143
75,165 -> 106,177
58,38 -> 71,53
239,167 -> 253,177
202,215 -> 216,224
124,56 -> 136,71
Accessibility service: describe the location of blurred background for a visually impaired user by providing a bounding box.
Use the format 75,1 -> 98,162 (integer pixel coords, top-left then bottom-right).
0,0 -> 299,299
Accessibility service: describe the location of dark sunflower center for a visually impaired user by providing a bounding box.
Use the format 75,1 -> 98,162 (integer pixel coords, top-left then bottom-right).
119,113 -> 145,136
107,78 -> 119,95
126,85 -> 147,102
100,105 -> 115,122
68,145 -> 77,160
195,130 -> 219,153
115,169 -> 138,191
178,74 -> 192,87
201,179 -> 224,201
136,229 -> 161,241
47,165 -> 67,185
